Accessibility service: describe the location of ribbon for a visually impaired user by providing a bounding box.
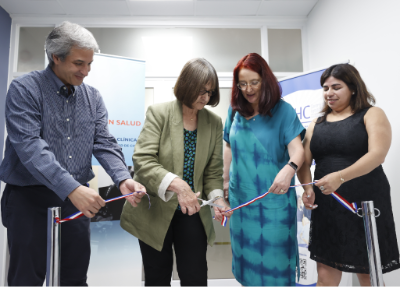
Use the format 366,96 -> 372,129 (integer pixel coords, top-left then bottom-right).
331,191 -> 357,214
221,215 -> 228,227
56,191 -> 150,224
217,181 -> 358,227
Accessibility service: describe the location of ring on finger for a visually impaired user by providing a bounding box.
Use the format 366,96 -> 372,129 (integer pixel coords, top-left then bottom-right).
320,186 -> 325,191
280,189 -> 285,193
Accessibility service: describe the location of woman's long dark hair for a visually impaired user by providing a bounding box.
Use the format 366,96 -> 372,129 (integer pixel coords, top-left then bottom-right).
318,64 -> 375,122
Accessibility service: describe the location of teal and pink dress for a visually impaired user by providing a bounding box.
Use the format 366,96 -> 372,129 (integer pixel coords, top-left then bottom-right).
224,99 -> 305,286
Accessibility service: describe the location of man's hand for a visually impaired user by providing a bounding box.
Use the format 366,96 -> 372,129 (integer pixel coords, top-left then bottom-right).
68,186 -> 106,218
120,179 -> 147,207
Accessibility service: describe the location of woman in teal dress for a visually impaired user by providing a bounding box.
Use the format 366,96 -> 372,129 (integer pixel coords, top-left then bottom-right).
223,53 -> 305,286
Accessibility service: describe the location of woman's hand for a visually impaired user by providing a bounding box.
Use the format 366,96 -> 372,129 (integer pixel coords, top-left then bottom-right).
213,198 -> 233,222
314,172 -> 342,195
168,178 -> 201,216
177,190 -> 201,216
223,181 -> 230,204
302,188 -> 317,210
268,165 -> 295,195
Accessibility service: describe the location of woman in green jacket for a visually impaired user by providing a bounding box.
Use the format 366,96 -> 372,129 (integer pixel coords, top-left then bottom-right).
120,58 -> 232,286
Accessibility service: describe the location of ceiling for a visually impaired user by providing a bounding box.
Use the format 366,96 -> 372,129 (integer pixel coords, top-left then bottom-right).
0,0 -> 318,18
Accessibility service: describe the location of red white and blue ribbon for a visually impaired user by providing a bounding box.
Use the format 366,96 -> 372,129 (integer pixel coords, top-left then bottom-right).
331,191 -> 357,214
221,215 -> 228,227
216,181 -> 358,227
56,192 -> 150,224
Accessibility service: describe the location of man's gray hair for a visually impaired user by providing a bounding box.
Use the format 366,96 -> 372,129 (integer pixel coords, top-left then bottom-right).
45,21 -> 99,67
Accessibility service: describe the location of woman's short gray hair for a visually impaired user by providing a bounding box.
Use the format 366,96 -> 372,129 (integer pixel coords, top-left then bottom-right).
45,21 -> 99,67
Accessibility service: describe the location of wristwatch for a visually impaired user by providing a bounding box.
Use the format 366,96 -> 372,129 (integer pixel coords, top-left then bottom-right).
287,161 -> 298,172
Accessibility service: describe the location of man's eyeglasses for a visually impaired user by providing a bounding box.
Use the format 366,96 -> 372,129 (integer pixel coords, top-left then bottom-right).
199,89 -> 214,97
237,80 -> 261,91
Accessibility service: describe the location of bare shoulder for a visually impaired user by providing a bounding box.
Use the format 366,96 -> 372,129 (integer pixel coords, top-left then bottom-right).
364,107 -> 391,137
306,117 -> 318,135
299,117 -> 318,145
364,107 -> 389,123
366,106 -> 385,116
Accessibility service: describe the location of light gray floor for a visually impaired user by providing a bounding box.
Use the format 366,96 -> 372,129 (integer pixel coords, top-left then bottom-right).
352,273 -> 360,286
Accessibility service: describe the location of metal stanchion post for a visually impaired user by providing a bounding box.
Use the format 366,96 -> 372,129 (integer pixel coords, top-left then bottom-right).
46,207 -> 61,286
361,201 -> 384,286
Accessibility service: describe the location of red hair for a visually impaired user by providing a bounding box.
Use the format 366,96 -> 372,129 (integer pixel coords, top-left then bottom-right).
231,53 -> 281,117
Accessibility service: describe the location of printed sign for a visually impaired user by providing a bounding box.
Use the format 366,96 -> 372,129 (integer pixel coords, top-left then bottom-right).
84,53 -> 146,166
280,69 -> 325,286
83,54 -> 145,286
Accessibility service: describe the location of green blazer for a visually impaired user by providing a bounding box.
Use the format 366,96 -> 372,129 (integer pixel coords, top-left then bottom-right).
120,99 -> 223,251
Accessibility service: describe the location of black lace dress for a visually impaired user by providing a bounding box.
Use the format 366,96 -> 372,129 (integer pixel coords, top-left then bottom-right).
309,108 -> 400,274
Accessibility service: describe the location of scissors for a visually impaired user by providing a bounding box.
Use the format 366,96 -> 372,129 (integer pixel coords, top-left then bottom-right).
198,197 -> 224,208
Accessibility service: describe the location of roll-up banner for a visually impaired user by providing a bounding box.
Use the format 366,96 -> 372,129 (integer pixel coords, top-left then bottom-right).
83,54 -> 145,286
281,68 -> 352,286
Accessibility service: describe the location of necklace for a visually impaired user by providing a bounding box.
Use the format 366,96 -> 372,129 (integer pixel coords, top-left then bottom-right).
182,105 -> 197,121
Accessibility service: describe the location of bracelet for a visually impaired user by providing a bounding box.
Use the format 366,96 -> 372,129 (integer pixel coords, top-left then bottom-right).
338,171 -> 345,184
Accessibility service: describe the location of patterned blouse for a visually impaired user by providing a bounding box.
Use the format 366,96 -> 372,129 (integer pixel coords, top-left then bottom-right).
177,128 -> 197,210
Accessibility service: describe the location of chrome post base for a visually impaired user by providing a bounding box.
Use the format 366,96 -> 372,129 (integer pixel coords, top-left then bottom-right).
46,207 -> 61,286
361,201 -> 384,286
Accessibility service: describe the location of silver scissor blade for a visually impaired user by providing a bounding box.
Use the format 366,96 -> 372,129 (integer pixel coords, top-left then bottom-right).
198,197 -> 224,208
207,203 -> 224,208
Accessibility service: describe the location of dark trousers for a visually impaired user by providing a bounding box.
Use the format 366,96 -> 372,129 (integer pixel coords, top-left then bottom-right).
139,210 -> 208,286
1,184 -> 91,286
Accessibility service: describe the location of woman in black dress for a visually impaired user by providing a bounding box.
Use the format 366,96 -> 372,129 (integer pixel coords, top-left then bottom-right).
297,64 -> 400,286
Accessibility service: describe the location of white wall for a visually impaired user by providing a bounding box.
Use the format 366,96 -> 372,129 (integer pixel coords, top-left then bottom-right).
17,27 -> 53,72
268,29 -> 303,72
87,27 -> 262,76
15,26 -> 305,78
306,0 -> 400,286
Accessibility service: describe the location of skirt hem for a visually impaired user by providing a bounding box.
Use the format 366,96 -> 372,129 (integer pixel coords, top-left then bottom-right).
310,252 -> 400,274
